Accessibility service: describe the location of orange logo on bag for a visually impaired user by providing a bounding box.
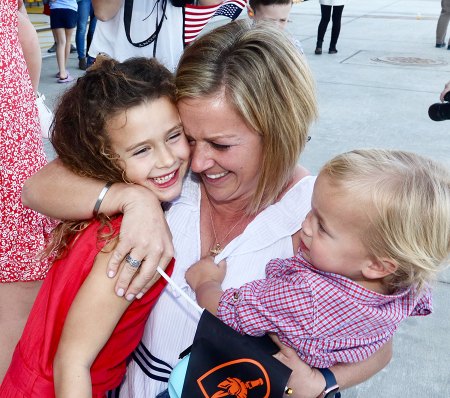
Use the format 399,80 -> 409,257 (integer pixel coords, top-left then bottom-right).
196,358 -> 270,398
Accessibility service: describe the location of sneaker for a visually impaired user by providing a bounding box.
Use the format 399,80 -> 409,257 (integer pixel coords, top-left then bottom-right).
79,57 -> 87,71
329,48 -> 338,54
70,44 -> 77,53
436,43 -> 446,48
57,73 -> 74,84
47,43 -> 56,53
315,47 -> 322,55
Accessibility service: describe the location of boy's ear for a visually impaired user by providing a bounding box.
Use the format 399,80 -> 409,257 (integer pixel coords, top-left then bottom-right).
362,258 -> 398,280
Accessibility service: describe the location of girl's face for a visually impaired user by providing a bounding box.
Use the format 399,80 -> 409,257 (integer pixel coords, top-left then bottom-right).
107,97 -> 190,203
177,95 -> 263,207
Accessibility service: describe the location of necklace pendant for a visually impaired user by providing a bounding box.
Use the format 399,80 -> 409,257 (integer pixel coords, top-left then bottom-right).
210,243 -> 222,256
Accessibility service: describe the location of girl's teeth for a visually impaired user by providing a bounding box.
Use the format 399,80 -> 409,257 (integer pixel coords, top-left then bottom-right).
207,171 -> 228,179
153,171 -> 175,184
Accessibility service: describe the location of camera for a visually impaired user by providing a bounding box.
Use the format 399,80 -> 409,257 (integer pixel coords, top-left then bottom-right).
428,91 -> 450,121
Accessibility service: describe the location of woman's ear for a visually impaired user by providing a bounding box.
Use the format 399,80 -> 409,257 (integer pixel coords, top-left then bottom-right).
362,258 -> 398,280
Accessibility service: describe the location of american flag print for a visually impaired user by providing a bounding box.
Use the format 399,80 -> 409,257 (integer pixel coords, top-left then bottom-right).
184,0 -> 247,45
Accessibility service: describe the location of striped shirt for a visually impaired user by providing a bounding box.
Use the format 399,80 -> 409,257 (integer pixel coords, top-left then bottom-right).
218,254 -> 432,368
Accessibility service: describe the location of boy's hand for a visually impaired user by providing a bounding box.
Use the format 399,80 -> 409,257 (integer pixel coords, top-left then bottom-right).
186,257 -> 227,314
186,257 -> 227,291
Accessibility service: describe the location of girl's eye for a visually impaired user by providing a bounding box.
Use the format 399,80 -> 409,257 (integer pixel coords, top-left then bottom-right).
133,147 -> 150,156
211,142 -> 231,151
167,132 -> 182,142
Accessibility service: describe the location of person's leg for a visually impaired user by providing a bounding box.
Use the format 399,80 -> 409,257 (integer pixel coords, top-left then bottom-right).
436,0 -> 450,46
53,27 -> 67,78
316,5 -> 332,53
76,0 -> 90,62
86,2 -> 97,53
0,280 -> 43,383
64,28 -> 75,70
329,5 -> 344,53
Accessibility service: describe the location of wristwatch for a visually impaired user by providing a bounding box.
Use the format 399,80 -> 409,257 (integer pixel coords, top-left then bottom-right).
315,368 -> 340,398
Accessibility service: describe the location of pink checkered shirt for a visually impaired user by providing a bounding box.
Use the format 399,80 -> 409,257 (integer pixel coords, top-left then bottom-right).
217,254 -> 432,368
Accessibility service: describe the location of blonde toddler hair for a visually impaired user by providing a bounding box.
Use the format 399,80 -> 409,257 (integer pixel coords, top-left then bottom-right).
320,149 -> 450,292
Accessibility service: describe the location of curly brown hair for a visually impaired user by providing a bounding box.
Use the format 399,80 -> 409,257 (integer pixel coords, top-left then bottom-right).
47,56 -> 176,258
51,56 -> 176,182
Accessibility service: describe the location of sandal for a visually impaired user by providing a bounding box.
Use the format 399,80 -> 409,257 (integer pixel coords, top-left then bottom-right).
57,73 -> 74,83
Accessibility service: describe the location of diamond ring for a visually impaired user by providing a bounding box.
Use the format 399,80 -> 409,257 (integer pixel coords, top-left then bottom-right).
125,254 -> 142,268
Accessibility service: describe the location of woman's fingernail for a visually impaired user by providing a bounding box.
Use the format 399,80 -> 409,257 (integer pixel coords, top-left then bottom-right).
126,293 -> 135,301
108,271 -> 115,278
117,288 -> 125,297
136,292 -> 144,299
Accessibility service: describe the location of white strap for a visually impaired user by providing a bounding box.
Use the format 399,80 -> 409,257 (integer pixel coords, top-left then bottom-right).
157,266 -> 203,314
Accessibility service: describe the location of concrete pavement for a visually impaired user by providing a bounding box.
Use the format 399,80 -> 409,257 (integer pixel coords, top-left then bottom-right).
30,0 -> 450,396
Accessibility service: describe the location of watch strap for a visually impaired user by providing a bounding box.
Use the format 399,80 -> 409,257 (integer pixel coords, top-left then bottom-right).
316,368 -> 341,398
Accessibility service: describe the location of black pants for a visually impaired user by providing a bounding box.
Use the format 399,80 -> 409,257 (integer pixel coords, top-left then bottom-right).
317,5 -> 344,49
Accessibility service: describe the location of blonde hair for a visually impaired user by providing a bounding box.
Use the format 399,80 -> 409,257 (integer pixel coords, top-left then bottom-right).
321,149 -> 450,291
176,19 -> 317,214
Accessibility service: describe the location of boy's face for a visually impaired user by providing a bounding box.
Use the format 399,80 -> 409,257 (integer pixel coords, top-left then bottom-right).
251,4 -> 292,29
298,174 -> 374,282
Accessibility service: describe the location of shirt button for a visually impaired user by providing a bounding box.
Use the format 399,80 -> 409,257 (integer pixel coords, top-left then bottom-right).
232,292 -> 239,301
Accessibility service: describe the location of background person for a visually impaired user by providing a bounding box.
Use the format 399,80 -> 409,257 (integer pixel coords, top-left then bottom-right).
75,0 -> 97,70
23,21 -> 392,398
436,0 -> 450,48
247,0 -> 303,53
315,0 -> 346,54
0,0 -> 54,383
49,0 -> 78,82
1,56 -> 188,397
89,0 -> 221,72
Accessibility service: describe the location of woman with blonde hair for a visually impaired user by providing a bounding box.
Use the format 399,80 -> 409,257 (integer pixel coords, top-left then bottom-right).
23,20 -> 392,397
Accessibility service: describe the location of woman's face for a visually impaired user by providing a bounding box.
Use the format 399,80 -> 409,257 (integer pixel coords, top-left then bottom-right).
177,94 -> 263,205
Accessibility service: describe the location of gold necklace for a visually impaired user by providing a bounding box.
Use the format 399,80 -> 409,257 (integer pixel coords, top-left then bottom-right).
205,196 -> 246,256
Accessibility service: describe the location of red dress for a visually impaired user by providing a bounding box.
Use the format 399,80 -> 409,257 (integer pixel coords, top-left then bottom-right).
0,217 -> 174,397
0,0 -> 54,283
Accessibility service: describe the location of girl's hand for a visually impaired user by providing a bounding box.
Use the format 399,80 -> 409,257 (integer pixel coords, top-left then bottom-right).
271,335 -> 325,398
185,257 -> 226,291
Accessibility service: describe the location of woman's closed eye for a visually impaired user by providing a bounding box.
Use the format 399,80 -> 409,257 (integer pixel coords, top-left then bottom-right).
210,142 -> 231,151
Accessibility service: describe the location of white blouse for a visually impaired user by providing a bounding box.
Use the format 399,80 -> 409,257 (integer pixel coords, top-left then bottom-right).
119,173 -> 316,398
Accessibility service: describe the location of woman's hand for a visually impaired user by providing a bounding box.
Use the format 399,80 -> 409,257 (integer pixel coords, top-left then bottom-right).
271,335 -> 325,398
104,185 -> 174,301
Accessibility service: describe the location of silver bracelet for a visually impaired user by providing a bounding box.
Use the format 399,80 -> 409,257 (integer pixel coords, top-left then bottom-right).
93,182 -> 113,217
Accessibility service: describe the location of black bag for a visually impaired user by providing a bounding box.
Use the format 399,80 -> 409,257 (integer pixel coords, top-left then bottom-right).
180,311 -> 292,398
